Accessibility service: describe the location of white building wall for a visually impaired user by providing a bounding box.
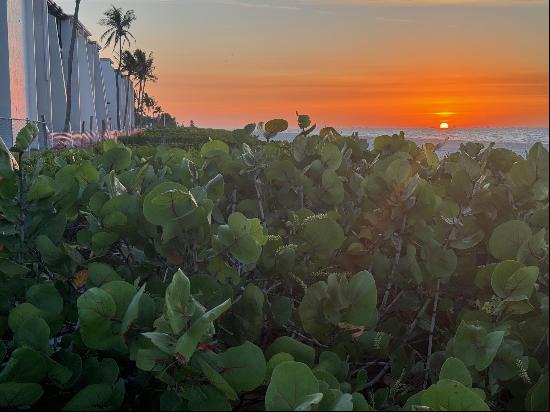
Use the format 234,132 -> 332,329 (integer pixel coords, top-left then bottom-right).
91,48 -> 109,133
1,0 -> 12,144
33,0 -> 51,147
1,0 -> 30,145
47,12 -> 66,133
3,0 -> 133,143
60,16 -> 80,132
101,58 -> 118,130
22,0 -> 38,125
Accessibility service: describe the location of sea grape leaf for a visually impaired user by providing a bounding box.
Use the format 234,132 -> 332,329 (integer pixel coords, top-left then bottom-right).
101,281 -> 137,320
265,337 -> 316,367
265,361 -> 321,411
26,283 -> 63,321
13,317 -> 50,353
121,284 -> 146,342
62,384 -> 113,411
302,215 -> 344,257
344,271 -> 377,327
77,288 -> 117,350
218,341 -> 267,392
175,299 -> 231,362
88,263 -> 122,287
199,359 -> 238,401
0,347 -> 49,383
165,269 -> 192,335
13,123 -> 39,153
27,175 -> 55,201
200,140 -> 230,159
321,143 -> 343,171
488,220 -> 532,261
0,259 -> 29,277
8,303 -> 42,334
385,158 -> 411,188
421,379 -> 489,411
491,261 -> 539,301
101,146 -> 131,171
439,357 -> 472,387
452,322 -> 504,371
0,382 -> 43,409
143,182 -> 193,226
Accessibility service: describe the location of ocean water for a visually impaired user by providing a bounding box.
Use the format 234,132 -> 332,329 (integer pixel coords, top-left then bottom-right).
274,128 -> 549,155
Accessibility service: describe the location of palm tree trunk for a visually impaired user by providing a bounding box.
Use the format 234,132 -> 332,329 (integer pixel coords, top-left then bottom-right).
115,43 -> 122,130
63,0 -> 81,132
139,79 -> 147,116
122,76 -> 131,130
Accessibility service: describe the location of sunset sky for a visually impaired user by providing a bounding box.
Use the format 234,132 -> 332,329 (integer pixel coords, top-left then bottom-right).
55,0 -> 549,129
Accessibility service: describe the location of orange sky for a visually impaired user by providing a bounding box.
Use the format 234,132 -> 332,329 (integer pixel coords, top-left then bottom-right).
57,0 -> 549,128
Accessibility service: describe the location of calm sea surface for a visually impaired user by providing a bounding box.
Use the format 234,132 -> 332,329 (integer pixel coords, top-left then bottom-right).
275,128 -> 549,155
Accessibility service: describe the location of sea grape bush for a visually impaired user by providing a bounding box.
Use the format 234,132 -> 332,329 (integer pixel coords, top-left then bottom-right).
0,120 -> 548,410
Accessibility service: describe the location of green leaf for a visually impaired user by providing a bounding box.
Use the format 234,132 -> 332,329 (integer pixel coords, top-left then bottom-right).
218,341 -> 267,392
27,175 -> 55,201
320,143 -> 343,171
0,382 -> 43,408
345,271 -> 377,327
266,337 -> 316,368
8,303 -> 42,333
453,322 -> 504,371
385,158 -> 411,187
77,288 -> 117,350
101,281 -> 137,319
200,140 -> 230,159
0,259 -> 29,277
422,244 -> 457,279
101,146 -> 132,171
175,299 -> 231,362
121,284 -> 146,343
488,220 -> 532,261
63,384 -> 114,411
199,359 -> 239,401
13,123 -> 39,152
88,262 -> 122,287
143,182 -> 194,226
439,357 -> 472,387
265,119 -> 289,139
0,347 -> 49,383
302,215 -> 344,257
14,317 -> 50,353
166,269 -> 192,335
525,373 -> 549,411
491,261 -> 539,300
265,361 -> 321,411
26,283 -> 63,321
421,379 -> 489,411
36,235 -> 65,266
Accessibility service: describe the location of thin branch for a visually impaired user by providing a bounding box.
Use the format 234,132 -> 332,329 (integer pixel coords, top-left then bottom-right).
381,216 -> 408,310
424,279 -> 441,388
381,290 -> 405,317
254,178 -> 265,222
365,363 -> 390,389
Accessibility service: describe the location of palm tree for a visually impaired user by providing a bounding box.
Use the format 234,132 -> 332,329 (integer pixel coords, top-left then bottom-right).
63,0 -> 81,132
120,49 -> 157,127
120,50 -> 139,129
134,50 -> 157,119
142,93 -> 157,117
99,6 -> 136,130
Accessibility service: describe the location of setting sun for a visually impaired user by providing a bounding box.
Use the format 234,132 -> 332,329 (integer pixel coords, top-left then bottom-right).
440,122 -> 450,129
